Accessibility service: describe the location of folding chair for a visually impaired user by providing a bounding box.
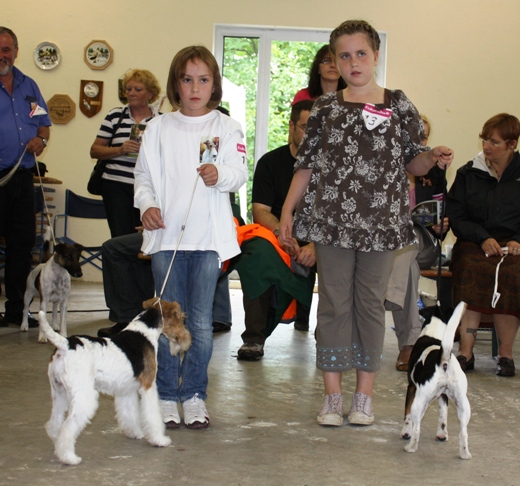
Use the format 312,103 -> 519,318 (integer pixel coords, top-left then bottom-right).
53,189 -> 107,271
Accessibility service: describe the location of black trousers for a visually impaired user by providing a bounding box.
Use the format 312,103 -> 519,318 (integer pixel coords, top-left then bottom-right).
0,169 -> 36,321
101,179 -> 141,238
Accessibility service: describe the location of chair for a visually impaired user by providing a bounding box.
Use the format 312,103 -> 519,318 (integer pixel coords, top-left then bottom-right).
53,189 -> 107,271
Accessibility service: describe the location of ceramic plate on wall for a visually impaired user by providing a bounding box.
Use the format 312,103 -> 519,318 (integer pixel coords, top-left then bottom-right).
34,42 -> 61,70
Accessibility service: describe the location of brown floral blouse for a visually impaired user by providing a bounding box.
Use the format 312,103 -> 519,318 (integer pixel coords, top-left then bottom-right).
293,89 -> 429,252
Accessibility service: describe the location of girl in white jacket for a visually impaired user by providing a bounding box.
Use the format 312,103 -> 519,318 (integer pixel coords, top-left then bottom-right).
134,46 -> 248,429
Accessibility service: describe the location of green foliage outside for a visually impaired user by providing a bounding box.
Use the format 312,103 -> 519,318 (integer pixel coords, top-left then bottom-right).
222,37 -> 324,221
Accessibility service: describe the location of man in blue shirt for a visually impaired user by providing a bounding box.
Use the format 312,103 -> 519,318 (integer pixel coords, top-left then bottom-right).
0,26 -> 51,327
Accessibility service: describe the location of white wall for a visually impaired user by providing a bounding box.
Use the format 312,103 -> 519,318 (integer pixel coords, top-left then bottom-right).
4,0 -> 520,279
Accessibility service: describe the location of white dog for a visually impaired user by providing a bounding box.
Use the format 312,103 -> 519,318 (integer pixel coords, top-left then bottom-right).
21,241 -> 83,342
40,297 -> 191,465
401,301 -> 471,460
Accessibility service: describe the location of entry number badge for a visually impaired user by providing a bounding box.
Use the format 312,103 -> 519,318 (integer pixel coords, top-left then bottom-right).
362,104 -> 392,131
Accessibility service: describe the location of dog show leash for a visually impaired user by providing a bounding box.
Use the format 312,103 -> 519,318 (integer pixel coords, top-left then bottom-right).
154,172 -> 201,310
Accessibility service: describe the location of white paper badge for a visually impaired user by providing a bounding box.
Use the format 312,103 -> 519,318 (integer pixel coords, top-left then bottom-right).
29,103 -> 48,117
362,104 -> 392,131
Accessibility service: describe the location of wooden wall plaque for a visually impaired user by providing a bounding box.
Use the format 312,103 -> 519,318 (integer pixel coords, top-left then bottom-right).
47,94 -> 76,124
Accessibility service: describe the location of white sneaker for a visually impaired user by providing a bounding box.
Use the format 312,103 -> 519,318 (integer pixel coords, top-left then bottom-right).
160,400 -> 181,429
182,393 -> 210,429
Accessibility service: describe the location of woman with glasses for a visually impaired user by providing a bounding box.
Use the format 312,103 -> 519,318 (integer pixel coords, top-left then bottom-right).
447,113 -> 520,377
292,44 -> 347,105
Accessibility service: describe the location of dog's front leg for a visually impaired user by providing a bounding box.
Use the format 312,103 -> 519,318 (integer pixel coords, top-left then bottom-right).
21,283 -> 36,332
52,302 -> 60,331
58,300 -> 68,337
139,383 -> 171,447
38,300 -> 49,343
436,393 -> 449,441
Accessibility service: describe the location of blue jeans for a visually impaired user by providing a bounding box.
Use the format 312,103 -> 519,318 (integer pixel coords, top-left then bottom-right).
212,275 -> 232,325
152,250 -> 220,403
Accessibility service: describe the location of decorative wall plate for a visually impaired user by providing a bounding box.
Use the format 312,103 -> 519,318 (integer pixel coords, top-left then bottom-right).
80,80 -> 104,117
34,42 -> 61,70
84,40 -> 113,70
47,94 -> 76,124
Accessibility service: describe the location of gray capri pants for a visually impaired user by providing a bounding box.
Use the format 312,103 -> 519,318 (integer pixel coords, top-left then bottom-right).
315,243 -> 396,373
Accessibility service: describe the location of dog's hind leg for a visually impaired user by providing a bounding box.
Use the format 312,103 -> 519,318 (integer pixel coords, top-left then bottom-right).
404,398 -> 429,453
436,393 -> 449,441
114,392 -> 144,440
454,393 -> 472,460
139,383 -> 171,447
54,386 -> 99,465
401,384 -> 416,440
20,281 -> 37,332
45,370 -> 69,441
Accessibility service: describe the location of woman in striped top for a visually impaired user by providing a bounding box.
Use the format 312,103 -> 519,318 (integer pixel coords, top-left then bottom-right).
90,69 -> 161,237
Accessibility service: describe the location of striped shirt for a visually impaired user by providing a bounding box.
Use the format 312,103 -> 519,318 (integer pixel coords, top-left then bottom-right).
97,105 -> 160,184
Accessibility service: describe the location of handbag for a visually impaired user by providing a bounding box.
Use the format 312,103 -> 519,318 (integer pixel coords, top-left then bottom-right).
87,108 -> 126,195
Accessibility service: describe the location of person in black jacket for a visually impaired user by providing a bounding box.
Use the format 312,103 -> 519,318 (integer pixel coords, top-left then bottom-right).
447,113 -> 520,377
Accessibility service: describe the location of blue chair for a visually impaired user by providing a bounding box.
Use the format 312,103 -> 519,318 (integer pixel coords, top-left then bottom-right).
53,189 -> 107,271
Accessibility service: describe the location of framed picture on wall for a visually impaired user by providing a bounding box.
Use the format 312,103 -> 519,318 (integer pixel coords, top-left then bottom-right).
84,40 -> 113,70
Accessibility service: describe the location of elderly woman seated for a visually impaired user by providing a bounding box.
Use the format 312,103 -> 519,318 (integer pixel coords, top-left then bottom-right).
446,113 -> 520,377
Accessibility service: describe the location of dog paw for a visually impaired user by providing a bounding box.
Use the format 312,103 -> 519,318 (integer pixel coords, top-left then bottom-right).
59,452 -> 82,466
150,435 -> 172,448
459,450 -> 472,460
20,323 -> 28,332
38,334 -> 48,343
404,443 -> 418,453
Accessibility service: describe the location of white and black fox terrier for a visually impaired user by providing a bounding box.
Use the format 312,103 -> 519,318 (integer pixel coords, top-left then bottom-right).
21,233 -> 83,342
40,297 -> 191,465
401,301 -> 472,460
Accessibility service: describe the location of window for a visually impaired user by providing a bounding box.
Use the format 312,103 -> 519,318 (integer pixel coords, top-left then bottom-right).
214,25 -> 387,221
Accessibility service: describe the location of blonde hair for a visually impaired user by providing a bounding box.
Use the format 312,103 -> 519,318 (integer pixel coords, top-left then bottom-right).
123,69 -> 161,104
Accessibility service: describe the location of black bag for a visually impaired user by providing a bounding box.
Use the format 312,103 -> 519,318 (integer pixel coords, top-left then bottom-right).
87,160 -> 108,195
87,108 -> 126,196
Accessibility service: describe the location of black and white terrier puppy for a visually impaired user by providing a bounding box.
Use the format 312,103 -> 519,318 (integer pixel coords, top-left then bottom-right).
401,301 -> 471,460
21,235 -> 83,342
40,297 -> 191,466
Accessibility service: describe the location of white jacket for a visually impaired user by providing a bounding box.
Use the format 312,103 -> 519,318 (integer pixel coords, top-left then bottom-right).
134,110 -> 248,261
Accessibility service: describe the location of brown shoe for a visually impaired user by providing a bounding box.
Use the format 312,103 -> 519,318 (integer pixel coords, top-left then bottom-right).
496,357 -> 515,377
395,345 -> 413,372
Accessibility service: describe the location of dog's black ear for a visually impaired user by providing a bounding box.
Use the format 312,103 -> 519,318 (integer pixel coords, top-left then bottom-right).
73,243 -> 84,253
54,243 -> 66,255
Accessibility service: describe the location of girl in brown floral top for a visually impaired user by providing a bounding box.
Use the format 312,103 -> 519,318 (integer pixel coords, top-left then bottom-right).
280,20 -> 454,427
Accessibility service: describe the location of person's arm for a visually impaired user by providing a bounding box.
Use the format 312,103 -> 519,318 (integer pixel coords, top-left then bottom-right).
252,203 -> 279,231
90,137 -> 140,160
279,168 -> 313,246
26,126 -> 50,156
407,147 -> 454,176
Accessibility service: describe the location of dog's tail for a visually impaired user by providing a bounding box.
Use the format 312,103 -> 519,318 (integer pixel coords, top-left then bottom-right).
38,311 -> 69,350
441,301 -> 467,363
42,226 -> 52,262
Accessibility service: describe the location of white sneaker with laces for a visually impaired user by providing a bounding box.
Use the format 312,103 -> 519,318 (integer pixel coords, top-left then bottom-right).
182,393 -> 210,429
160,400 -> 181,429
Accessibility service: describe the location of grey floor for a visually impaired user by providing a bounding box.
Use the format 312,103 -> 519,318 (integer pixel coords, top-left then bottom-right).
1,281 -> 519,486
